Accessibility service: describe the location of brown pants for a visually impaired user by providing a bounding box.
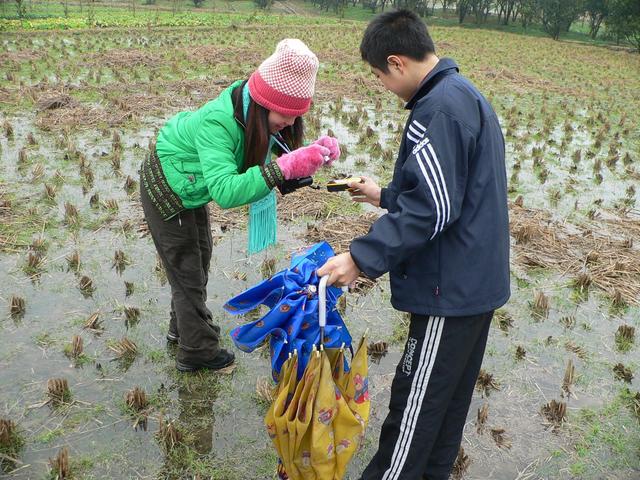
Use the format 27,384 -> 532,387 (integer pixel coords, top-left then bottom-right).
140,180 -> 220,363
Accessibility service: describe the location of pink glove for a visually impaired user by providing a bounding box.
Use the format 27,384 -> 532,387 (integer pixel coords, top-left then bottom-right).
314,135 -> 341,165
276,144 -> 330,180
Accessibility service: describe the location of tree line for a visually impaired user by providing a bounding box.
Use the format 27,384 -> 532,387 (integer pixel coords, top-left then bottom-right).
302,0 -> 640,50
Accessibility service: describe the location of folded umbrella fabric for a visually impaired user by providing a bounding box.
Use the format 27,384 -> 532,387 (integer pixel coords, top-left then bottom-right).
225,242 -> 352,379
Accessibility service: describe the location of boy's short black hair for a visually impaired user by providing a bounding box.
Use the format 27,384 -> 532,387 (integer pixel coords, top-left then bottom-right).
360,9 -> 435,73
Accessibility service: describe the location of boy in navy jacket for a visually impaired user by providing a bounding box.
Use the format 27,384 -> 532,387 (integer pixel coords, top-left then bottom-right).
318,10 -> 510,480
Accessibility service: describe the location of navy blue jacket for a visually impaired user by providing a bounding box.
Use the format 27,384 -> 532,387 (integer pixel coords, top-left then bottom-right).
350,58 -> 510,317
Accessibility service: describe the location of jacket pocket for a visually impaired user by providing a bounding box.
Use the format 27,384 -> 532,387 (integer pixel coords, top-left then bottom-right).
398,240 -> 440,281
180,172 -> 209,200
179,175 -> 196,197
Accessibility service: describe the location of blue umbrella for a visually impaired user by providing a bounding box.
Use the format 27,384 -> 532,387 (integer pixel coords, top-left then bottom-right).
225,242 -> 352,379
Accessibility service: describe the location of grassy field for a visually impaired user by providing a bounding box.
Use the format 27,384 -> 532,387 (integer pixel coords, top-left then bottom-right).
1,3 -> 640,480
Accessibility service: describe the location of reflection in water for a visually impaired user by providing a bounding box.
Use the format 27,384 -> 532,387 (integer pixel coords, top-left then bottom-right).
176,376 -> 219,455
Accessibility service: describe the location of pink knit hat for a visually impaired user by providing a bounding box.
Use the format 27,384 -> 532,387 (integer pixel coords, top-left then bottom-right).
248,39 -> 319,117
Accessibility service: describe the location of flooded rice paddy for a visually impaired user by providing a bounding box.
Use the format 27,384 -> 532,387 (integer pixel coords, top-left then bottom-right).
1,21 -> 640,479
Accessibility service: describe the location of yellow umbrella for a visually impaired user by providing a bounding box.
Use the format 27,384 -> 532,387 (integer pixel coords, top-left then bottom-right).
332,335 -> 370,478
266,353 -> 299,479
264,276 -> 370,480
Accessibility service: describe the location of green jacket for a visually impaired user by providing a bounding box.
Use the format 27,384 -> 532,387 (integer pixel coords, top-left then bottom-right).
155,80 -> 271,210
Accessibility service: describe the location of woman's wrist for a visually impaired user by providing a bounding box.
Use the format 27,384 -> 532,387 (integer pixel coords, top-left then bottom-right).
260,162 -> 285,189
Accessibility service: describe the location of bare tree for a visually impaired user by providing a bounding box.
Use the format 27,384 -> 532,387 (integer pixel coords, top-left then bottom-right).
14,0 -> 27,18
470,0 -> 493,23
62,0 -> 70,18
442,0 -> 455,14
496,0 -> 517,24
458,0 -> 471,22
539,0 -> 582,40
518,0 -> 538,28
585,0 -> 609,38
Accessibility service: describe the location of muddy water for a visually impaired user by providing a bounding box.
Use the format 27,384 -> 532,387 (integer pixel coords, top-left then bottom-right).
0,111 -> 399,478
1,105 -> 639,480
503,112 -> 637,219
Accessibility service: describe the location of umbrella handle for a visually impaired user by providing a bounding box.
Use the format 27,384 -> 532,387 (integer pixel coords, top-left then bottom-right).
319,275 -> 347,346
319,275 -> 329,329
318,275 -> 349,329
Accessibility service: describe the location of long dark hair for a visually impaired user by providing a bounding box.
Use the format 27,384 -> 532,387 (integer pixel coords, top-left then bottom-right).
232,81 -> 305,173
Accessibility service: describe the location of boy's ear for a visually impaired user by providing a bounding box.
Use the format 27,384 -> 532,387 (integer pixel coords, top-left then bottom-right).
386,55 -> 404,73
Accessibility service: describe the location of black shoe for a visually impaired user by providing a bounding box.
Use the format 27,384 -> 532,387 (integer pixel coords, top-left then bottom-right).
175,349 -> 235,372
166,324 -> 221,344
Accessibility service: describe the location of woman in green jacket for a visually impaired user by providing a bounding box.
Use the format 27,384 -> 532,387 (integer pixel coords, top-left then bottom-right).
140,39 -> 340,372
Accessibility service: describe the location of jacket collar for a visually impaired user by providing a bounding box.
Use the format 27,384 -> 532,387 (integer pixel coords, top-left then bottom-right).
405,58 -> 459,110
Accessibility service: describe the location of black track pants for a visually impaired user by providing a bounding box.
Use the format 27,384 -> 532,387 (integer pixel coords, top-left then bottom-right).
361,311 -> 493,480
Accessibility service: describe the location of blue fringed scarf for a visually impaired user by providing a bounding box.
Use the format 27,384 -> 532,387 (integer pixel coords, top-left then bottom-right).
243,83 -> 277,255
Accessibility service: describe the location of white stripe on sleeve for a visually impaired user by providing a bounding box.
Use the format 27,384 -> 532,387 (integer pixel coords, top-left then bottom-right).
426,142 -> 451,223
420,146 -> 448,234
412,119 -> 426,132
406,132 -> 420,143
408,124 -> 424,138
415,150 -> 442,240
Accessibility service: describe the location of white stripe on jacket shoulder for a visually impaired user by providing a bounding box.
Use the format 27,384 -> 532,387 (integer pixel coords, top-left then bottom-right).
405,119 -> 427,146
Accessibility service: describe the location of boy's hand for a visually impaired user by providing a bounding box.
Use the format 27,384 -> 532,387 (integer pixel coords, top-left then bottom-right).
348,176 -> 381,207
317,252 -> 360,288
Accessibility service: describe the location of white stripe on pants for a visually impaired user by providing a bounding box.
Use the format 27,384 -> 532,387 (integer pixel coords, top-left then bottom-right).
382,316 -> 445,480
